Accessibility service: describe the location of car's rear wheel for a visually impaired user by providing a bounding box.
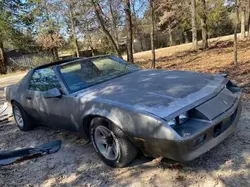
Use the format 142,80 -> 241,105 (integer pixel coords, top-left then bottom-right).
90,117 -> 138,168
12,101 -> 35,131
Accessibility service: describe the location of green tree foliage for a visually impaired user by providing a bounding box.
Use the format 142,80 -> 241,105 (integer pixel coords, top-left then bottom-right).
0,0 -> 34,73
206,0 -> 234,37
27,0 -> 66,60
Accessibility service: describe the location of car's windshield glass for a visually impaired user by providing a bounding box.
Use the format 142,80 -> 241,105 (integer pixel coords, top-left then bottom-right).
59,56 -> 139,92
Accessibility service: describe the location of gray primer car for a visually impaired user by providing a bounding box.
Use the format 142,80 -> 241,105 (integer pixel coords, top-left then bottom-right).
5,55 -> 242,167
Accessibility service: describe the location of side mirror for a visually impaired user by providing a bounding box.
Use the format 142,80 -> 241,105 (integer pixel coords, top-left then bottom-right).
43,88 -> 62,98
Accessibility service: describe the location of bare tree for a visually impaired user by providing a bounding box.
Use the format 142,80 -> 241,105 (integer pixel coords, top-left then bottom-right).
241,7 -> 246,39
234,0 -> 240,66
168,24 -> 173,46
108,0 -> 119,45
191,0 -> 198,50
87,35 -> 96,56
131,0 -> 146,51
49,31 -> 59,60
91,0 -> 122,58
69,3 -> 80,57
124,0 -> 134,63
200,0 -> 208,49
248,0 -> 250,37
37,32 -> 65,61
149,0 -> 156,69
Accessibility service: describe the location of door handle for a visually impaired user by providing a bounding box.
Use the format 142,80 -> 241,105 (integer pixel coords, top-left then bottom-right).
26,96 -> 32,100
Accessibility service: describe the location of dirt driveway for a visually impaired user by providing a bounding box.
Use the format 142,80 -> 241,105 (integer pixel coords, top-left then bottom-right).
0,74 -> 250,187
0,73 -> 25,106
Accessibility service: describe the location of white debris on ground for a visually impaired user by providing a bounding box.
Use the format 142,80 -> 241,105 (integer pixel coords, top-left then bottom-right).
0,102 -> 12,128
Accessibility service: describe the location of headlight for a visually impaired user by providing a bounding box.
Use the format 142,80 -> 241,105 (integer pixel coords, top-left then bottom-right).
167,112 -> 189,127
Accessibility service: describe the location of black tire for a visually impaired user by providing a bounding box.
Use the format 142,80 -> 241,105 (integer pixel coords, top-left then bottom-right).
12,101 -> 35,131
90,117 -> 138,168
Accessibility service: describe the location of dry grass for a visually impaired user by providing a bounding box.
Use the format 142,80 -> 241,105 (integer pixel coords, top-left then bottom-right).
134,38 -> 250,97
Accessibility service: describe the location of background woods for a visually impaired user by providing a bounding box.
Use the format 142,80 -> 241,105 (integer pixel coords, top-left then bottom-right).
0,0 -> 249,73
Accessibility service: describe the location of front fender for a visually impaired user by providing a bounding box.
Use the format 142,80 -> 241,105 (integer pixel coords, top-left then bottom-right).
79,99 -> 179,141
81,108 -> 123,129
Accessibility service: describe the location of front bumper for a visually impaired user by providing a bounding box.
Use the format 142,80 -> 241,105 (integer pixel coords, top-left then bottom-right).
136,92 -> 242,162
162,101 -> 241,162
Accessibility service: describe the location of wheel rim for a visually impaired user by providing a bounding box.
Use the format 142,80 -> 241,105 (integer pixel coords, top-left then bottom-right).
13,106 -> 24,128
94,126 -> 119,160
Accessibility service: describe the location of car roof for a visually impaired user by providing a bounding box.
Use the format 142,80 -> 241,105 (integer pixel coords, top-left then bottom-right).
33,55 -> 111,70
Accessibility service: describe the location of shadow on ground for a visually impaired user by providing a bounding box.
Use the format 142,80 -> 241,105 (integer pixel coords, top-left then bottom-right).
1,101 -> 250,186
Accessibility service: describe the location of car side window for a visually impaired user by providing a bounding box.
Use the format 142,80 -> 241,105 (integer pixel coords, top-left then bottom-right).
29,68 -> 61,91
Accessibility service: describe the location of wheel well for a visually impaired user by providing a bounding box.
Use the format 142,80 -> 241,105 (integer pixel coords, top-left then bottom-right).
82,115 -> 143,157
10,100 -> 17,105
82,115 -> 118,138
84,115 -> 142,160
82,115 -> 98,138
11,100 -> 21,107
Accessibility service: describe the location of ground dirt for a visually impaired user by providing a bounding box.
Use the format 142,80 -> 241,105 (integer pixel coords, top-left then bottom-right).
1,38 -> 250,187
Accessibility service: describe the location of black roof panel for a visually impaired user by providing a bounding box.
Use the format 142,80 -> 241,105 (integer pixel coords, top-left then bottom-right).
34,57 -> 81,70
33,55 -> 112,70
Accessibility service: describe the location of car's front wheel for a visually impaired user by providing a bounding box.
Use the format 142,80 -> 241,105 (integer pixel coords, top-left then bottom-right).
12,101 -> 35,131
90,117 -> 138,168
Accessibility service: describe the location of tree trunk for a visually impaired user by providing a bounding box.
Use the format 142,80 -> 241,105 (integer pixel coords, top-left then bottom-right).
49,33 -> 59,61
73,37 -> 80,57
200,0 -> 208,49
234,0 -> 239,66
51,48 -> 56,61
241,8 -> 246,39
150,0 -> 156,69
88,35 -> 95,56
0,42 -> 7,74
131,2 -> 144,52
90,46 -> 95,56
139,34 -> 144,51
124,0 -> 134,63
184,32 -> 189,43
168,24 -> 173,46
248,0 -> 250,37
91,0 -> 122,58
191,0 -> 198,50
69,6 -> 80,57
54,48 -> 59,60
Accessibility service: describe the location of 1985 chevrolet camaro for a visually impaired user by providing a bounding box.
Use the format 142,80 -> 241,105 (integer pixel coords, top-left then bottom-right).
5,55 -> 242,167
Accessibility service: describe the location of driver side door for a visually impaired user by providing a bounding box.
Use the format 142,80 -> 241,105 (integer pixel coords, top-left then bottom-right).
26,68 -> 75,130
26,68 -> 61,122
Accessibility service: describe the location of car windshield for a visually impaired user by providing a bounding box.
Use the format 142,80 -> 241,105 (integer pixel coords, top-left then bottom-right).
59,56 -> 139,92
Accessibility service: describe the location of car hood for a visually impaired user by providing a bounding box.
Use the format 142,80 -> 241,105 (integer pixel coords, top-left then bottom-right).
77,70 -> 226,119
